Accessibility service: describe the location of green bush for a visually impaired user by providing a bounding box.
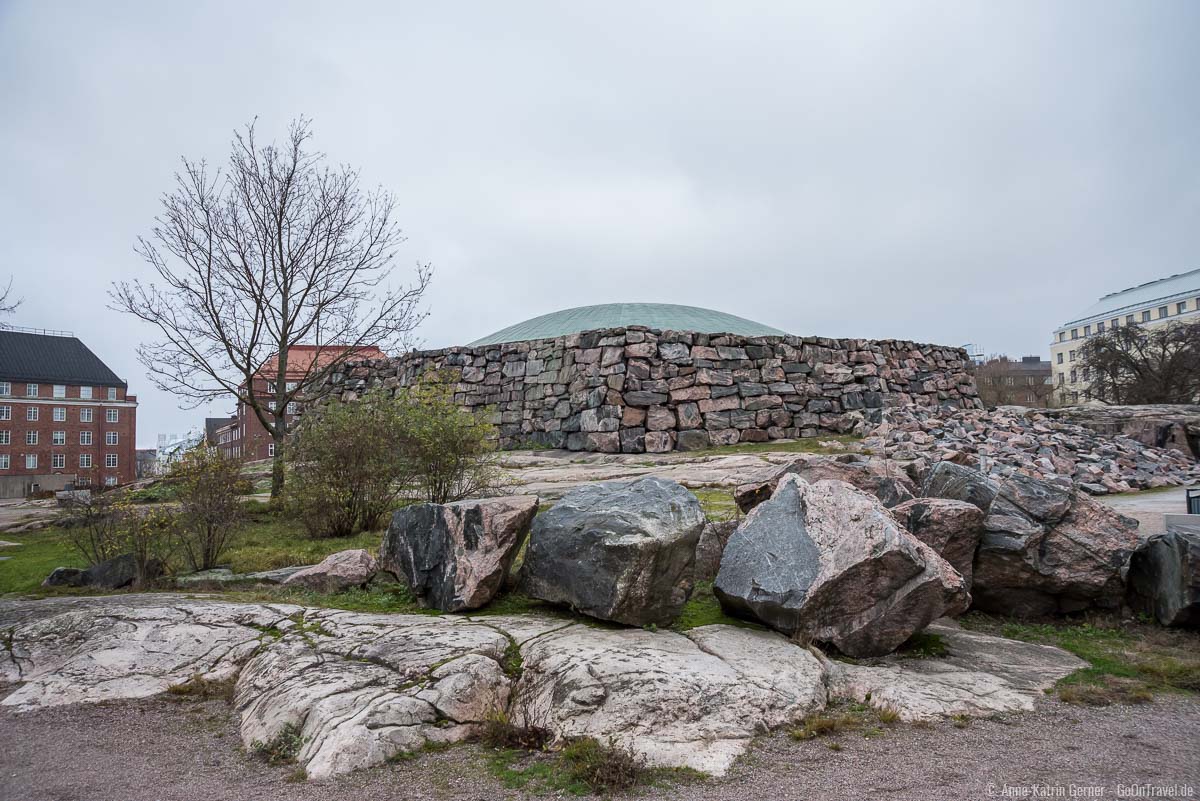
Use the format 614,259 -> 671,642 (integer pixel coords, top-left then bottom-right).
285,388 -> 413,538
170,446 -> 252,570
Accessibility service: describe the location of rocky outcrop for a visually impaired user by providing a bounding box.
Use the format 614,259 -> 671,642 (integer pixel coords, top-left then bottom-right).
824,621 -> 1086,720
380,495 -> 539,612
714,476 -> 969,656
867,406 -> 1200,494
281,549 -> 377,593
520,477 -> 704,626
891,498 -> 984,587
0,596 -> 1087,780
733,454 -> 916,513
1039,404 -> 1200,460
920,463 -> 1144,616
1127,526 -> 1200,628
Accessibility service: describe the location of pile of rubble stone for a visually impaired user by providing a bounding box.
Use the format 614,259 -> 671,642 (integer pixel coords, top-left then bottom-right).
861,405 -> 1200,494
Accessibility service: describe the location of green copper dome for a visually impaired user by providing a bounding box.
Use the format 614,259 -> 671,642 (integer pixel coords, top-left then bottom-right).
469,303 -> 788,346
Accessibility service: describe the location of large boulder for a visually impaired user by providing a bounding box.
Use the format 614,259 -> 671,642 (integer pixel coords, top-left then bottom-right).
714,476 -> 969,657
919,462 -> 1144,616
1127,526 -> 1200,628
734,455 -> 916,514
693,519 -> 738,582
519,477 -> 705,626
42,553 -> 161,590
891,498 -> 984,587
381,495 -> 539,612
282,549 -> 377,593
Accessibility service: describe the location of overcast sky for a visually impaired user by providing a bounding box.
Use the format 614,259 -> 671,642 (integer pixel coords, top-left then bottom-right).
2,1 -> 1198,447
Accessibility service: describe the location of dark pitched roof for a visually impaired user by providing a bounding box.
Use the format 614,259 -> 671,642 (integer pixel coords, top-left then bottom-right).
205,416 -> 237,443
0,329 -> 127,387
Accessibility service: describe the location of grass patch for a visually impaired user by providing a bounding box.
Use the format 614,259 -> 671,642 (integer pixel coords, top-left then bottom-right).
689,434 -> 861,458
0,526 -> 87,594
166,673 -> 237,703
788,699 -> 900,741
960,612 -> 1200,703
250,723 -> 306,765
485,737 -> 655,796
896,631 -> 949,659
671,581 -> 757,632
691,488 -> 739,522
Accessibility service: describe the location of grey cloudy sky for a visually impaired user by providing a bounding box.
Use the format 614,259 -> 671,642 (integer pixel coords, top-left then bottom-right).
2,1 -> 1198,446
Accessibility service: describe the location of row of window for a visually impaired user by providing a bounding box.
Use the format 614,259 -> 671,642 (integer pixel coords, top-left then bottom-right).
0,382 -> 120,400
1058,368 -> 1092,385
0,431 -> 119,445
981,376 -> 1051,386
0,406 -> 120,422
0,453 -> 119,469
1057,299 -> 1196,342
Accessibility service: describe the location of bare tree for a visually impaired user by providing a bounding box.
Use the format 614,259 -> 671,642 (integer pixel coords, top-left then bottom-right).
112,118 -> 431,497
0,277 -> 20,315
1078,320 -> 1200,405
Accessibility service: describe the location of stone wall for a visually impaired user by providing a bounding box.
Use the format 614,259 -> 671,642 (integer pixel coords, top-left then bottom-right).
316,327 -> 981,453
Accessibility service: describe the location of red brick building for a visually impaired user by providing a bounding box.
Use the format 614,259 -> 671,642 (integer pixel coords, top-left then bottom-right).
0,327 -> 138,496
215,345 -> 385,462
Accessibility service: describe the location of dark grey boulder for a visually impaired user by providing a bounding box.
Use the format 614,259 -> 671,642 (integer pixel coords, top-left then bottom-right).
693,519 -> 738,582
42,567 -> 85,588
520,477 -> 705,626
382,496 -> 539,612
919,462 -> 998,512
715,476 -> 968,657
1128,527 -> 1200,628
734,455 -> 916,513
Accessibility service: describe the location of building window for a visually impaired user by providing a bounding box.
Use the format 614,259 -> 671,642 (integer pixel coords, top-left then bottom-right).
80,431 -> 93,445
1111,318 -> 1119,328
25,430 -> 37,445
1069,350 -> 1076,362
53,384 -> 65,398
79,454 -> 92,468
0,406 -> 9,421
106,409 -> 119,423
25,383 -> 37,397
1142,310 -> 1152,322
1179,301 -> 1188,315
105,475 -> 118,486
25,454 -> 36,470
1070,368 -> 1078,383
0,382 -> 9,397
52,454 -> 65,469
0,431 -> 8,445
1057,332 -> 1065,342
105,453 -> 118,468
80,408 -> 93,423
106,431 -> 118,445
1071,328 -> 1078,340
286,381 -> 298,392
80,386 -> 93,399
1096,321 -> 1105,334
26,407 -> 37,421
53,407 -> 66,421
52,431 -> 65,445
286,402 -> 298,415
107,387 -> 117,400
0,455 -> 8,470
1083,325 -> 1090,336
1159,306 -> 1169,319
268,443 -> 275,458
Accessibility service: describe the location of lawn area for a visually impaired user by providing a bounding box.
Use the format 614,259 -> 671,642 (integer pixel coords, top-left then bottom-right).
960,612 -> 1200,704
0,507 -> 384,596
691,488 -> 739,521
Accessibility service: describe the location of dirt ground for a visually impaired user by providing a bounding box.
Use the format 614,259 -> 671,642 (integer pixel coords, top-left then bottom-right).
2,693 -> 1197,801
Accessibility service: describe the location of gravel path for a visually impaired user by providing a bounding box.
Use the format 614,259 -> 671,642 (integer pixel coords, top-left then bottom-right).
2,694 -> 1196,801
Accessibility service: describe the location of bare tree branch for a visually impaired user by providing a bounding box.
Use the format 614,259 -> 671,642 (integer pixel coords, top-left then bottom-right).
0,277 -> 20,316
1077,321 -> 1200,405
111,118 -> 433,496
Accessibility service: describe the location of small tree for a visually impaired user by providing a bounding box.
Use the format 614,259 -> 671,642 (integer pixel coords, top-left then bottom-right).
397,373 -> 507,504
0,277 -> 19,315
171,446 -> 252,570
1078,320 -> 1200,404
116,503 -> 178,588
111,118 -> 431,498
285,388 -> 412,537
61,491 -> 123,566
